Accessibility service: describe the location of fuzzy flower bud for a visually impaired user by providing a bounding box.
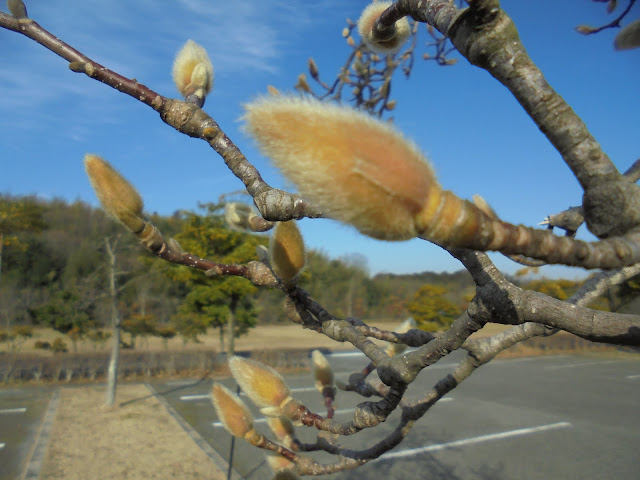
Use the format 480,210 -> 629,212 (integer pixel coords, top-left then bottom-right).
211,383 -> 254,438
266,455 -> 298,476
7,0 -> 28,18
311,350 -> 334,393
267,416 -> 296,448
243,96 -> 437,241
614,19 -> 640,50
270,220 -> 305,286
384,317 -> 416,357
229,356 -> 295,417
225,202 -> 253,231
357,2 -> 410,54
84,154 -> 145,233
172,39 -> 214,107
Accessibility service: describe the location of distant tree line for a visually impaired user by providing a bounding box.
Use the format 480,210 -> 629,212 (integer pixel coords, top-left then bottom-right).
1,195 -> 638,353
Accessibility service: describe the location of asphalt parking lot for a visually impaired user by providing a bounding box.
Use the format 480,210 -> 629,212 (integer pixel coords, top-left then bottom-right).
0,386 -> 58,480
150,351 -> 640,480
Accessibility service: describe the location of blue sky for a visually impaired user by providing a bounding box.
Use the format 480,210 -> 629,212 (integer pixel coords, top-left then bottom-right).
0,0 -> 638,278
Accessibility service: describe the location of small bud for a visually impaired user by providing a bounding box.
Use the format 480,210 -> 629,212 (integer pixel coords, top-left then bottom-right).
7,0 -> 28,19
167,237 -> 184,253
266,455 -> 298,476
311,350 -> 334,393
211,383 -> 254,438
472,194 -> 497,219
614,19 -> 640,50
267,85 -> 281,96
267,416 -> 296,448
444,58 -> 458,66
347,36 -> 356,47
308,58 -> 319,79
243,96 -> 437,240
386,100 -> 397,110
295,73 -> 312,93
84,154 -> 145,233
256,245 -> 270,263
229,356 -> 294,417
270,220 -> 305,286
225,202 -> 254,231
607,0 -> 617,13
575,24 -> 596,35
172,40 -> 214,107
357,2 -> 411,54
342,27 -> 350,38
384,317 -> 416,357
379,78 -> 391,98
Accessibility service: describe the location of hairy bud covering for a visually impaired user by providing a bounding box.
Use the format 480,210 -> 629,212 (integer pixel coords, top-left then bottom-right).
229,356 -> 294,417
211,383 -> 254,438
270,220 -> 306,285
357,2 -> 410,54
172,40 -> 214,106
311,350 -> 334,392
267,416 -> 296,448
384,317 -> 416,357
244,96 -> 435,240
84,154 -> 145,233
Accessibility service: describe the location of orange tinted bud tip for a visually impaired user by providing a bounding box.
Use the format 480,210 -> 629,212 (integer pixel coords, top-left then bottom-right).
270,220 -> 305,285
243,96 -> 438,241
211,383 -> 254,438
83,154 -> 145,233
229,356 -> 292,414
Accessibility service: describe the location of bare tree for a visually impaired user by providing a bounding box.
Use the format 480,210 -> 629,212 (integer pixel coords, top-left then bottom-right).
1,0 -> 639,477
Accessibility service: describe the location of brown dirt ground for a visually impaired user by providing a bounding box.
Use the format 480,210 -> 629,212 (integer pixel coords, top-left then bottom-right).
39,384 -> 225,480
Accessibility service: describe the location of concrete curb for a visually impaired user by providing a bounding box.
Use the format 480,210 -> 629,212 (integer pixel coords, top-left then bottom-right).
22,388 -> 60,480
145,383 -> 245,480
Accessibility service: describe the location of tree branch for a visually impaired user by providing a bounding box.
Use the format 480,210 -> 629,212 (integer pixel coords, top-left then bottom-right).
0,12 -> 320,223
378,1 -> 640,240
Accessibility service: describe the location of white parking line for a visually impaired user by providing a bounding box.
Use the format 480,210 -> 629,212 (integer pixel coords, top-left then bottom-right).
0,408 -> 26,414
545,360 -> 617,370
180,386 -> 318,401
626,374 -> 640,380
375,422 -> 572,461
327,351 -> 365,358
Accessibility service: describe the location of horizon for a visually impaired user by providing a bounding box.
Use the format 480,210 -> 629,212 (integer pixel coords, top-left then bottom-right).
1,0 -> 638,279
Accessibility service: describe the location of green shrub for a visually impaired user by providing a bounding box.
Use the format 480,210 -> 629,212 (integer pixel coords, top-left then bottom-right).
51,338 -> 68,353
34,340 -> 52,350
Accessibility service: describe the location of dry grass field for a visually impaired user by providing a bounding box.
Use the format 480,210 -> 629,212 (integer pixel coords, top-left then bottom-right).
40,384 -> 225,480
11,321 -> 513,356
